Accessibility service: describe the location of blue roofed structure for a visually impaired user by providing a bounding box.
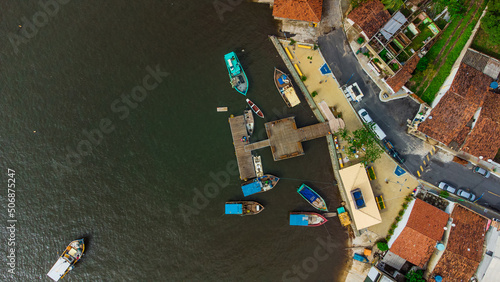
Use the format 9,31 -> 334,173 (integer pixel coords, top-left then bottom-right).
241,181 -> 262,197
225,203 -> 243,214
289,214 -> 308,226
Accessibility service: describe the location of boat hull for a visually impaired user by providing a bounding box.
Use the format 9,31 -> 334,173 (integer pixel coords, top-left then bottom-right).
224,52 -> 248,95
245,99 -> 264,119
241,174 -> 279,196
274,68 -> 300,108
297,184 -> 328,212
289,212 -> 328,227
47,239 -> 85,282
225,201 -> 264,215
244,110 -> 254,136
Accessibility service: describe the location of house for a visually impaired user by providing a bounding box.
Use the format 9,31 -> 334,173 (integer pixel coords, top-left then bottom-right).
272,0 -> 323,23
418,49 -> 500,160
347,0 -> 391,39
387,199 -> 449,268
429,205 -> 488,281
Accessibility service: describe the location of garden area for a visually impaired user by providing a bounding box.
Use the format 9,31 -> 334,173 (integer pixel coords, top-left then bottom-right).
408,0 -> 487,104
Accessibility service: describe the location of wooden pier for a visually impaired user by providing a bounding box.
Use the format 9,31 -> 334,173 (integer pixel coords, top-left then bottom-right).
229,115 -> 333,180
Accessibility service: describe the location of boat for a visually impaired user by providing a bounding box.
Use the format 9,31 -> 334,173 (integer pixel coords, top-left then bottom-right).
224,52 -> 248,95
225,201 -> 264,215
241,174 -> 279,197
246,99 -> 264,119
289,212 -> 328,227
297,184 -> 328,212
274,68 -> 301,108
244,109 -> 254,135
217,107 -> 228,112
47,239 -> 85,281
253,155 -> 263,177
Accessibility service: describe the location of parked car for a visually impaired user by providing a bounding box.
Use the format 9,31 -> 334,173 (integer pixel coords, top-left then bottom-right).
474,166 -> 491,178
457,189 -> 476,201
438,182 -> 456,194
383,139 -> 405,163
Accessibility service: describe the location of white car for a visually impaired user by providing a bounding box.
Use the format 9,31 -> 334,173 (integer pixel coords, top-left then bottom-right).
474,166 -> 491,178
358,109 -> 373,123
438,182 -> 456,194
457,189 -> 476,201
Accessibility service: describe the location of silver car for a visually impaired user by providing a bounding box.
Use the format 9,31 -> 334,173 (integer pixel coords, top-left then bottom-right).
474,166 -> 491,178
358,109 -> 373,123
438,182 -> 456,194
457,189 -> 476,201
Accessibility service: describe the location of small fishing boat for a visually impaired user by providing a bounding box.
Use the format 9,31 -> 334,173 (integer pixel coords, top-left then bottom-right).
244,109 -> 254,135
253,155 -> 263,177
289,212 -> 328,227
224,52 -> 248,95
225,201 -> 264,215
47,239 -> 85,281
246,99 -> 264,119
297,184 -> 328,212
274,68 -> 301,108
217,107 -> 228,112
241,174 -> 279,197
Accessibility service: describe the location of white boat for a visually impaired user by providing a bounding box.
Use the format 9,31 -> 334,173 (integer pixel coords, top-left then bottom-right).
47,239 -> 85,281
244,110 -> 254,135
253,155 -> 263,177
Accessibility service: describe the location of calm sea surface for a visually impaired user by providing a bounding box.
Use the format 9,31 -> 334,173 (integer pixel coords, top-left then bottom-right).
0,1 -> 348,281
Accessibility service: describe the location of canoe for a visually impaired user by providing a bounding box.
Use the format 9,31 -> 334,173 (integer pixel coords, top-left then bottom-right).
297,184 -> 328,212
289,212 -> 328,227
246,99 -> 264,119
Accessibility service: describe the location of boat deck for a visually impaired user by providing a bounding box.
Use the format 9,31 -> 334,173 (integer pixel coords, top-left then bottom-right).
229,115 -> 256,180
229,115 -> 333,179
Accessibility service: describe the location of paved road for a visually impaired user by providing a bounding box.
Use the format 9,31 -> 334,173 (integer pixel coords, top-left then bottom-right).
317,30 -> 500,212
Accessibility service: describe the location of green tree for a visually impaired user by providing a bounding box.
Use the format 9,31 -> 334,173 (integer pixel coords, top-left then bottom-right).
406,270 -> 425,282
448,0 -> 465,18
482,0 -> 500,45
338,125 -> 383,164
416,56 -> 429,71
377,241 -> 389,251
382,0 -> 404,10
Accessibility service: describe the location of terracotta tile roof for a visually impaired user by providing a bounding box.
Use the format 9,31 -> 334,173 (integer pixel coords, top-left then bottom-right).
461,113 -> 500,159
390,228 -> 436,267
430,205 -> 487,281
406,199 -> 449,241
418,63 -> 492,147
272,0 -> 323,22
386,55 -> 420,93
430,250 -> 479,282
347,0 -> 391,38
447,205 -> 488,262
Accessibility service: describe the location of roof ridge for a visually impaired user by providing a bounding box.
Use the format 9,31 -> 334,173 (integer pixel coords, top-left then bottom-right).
304,0 -> 320,22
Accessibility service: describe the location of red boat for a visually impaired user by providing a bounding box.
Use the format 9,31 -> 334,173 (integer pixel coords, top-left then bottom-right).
289,212 -> 328,227
246,99 -> 264,119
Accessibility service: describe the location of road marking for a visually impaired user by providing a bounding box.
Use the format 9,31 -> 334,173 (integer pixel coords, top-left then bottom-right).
426,155 -> 430,161
420,165 -> 423,171
417,171 -> 421,177
488,190 -> 500,198
423,160 -> 426,166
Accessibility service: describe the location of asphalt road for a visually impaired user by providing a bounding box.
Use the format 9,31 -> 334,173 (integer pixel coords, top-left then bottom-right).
317,30 -> 500,212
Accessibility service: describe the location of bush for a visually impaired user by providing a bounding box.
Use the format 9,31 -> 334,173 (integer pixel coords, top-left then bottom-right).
399,210 -> 405,216
386,235 -> 392,241
377,242 -> 389,252
402,203 -> 408,209
357,37 -> 365,44
482,0 -> 500,45
289,39 -> 296,45
311,91 -> 318,97
313,44 -> 319,50
301,75 -> 307,81
406,270 -> 425,282
388,228 -> 394,235
416,56 -> 429,71
395,216 -> 401,222
439,190 -> 449,198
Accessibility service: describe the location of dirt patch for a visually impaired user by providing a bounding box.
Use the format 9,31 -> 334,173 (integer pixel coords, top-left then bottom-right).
453,156 -> 469,165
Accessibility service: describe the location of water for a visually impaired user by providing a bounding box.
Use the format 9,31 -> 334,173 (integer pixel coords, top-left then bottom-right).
0,1 -> 348,281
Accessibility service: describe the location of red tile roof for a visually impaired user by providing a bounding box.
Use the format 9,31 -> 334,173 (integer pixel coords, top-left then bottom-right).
348,0 -> 391,38
386,55 -> 420,93
430,205 -> 488,281
390,228 -> 436,267
418,63 -> 492,148
273,0 -> 323,22
390,199 -> 449,267
461,92 -> 500,159
406,199 -> 449,241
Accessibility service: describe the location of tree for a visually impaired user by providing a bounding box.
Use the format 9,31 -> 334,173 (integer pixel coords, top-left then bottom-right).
416,56 -> 429,71
382,0 -> 404,11
406,270 -> 425,282
482,0 -> 500,45
377,241 -> 389,251
336,125 -> 383,165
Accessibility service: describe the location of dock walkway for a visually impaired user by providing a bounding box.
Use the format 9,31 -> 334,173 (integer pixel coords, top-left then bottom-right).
228,115 -> 256,180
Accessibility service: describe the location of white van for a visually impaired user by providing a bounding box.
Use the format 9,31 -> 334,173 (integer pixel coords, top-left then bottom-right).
358,108 -> 386,140
371,123 -> 387,140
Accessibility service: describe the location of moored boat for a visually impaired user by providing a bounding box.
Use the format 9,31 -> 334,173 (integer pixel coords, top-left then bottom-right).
252,155 -> 263,177
274,68 -> 301,108
246,99 -> 264,119
225,201 -> 264,215
297,184 -> 328,212
224,52 -> 248,95
47,239 -> 85,281
241,174 -> 279,197
289,212 -> 328,227
244,109 -> 254,135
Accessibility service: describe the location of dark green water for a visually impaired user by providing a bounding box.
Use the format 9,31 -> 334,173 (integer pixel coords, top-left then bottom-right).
0,1 -> 348,281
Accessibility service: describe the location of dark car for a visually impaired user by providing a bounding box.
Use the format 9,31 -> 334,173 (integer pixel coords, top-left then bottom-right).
383,139 -> 405,164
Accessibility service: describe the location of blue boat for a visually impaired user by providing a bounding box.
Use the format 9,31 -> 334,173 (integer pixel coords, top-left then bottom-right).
225,201 -> 264,216
289,212 -> 328,227
297,184 -> 328,212
241,174 -> 280,197
224,52 -> 248,95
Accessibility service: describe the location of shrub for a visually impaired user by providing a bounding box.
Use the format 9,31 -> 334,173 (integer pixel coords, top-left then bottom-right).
416,56 -> 429,71
313,44 -> 319,50
289,39 -> 296,45
373,58 -> 380,63
439,190 -> 449,198
311,91 -> 318,97
405,195 -> 412,202
395,216 -> 401,222
388,228 -> 394,235
482,0 -> 500,45
402,203 -> 408,209
377,242 -> 389,252
357,37 -> 365,44
391,223 -> 397,229
386,235 -> 392,241
301,75 -> 307,81
399,210 -> 404,216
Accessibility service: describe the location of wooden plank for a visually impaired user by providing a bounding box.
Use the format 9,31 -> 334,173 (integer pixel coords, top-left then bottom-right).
228,115 -> 256,180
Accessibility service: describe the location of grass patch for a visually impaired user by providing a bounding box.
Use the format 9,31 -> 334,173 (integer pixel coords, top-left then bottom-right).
435,18 -> 448,29
379,49 -> 392,63
405,26 -> 434,52
397,51 -> 410,63
471,27 -> 500,60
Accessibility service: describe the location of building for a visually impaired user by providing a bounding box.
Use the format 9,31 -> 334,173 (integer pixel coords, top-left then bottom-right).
272,0 -> 323,23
